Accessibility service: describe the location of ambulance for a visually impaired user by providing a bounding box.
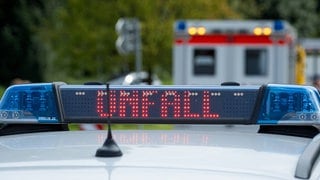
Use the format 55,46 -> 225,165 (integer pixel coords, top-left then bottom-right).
173,20 -> 303,85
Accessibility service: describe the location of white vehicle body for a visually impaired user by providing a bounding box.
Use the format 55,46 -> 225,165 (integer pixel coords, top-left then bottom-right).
1,129 -> 320,180
173,20 -> 297,85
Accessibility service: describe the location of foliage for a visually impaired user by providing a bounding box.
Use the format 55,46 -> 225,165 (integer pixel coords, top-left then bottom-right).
230,0 -> 320,37
0,0 -> 45,86
0,85 -> 5,97
2,0 -> 320,85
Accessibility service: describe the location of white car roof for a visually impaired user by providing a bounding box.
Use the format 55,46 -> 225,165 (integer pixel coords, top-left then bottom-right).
0,127 -> 319,180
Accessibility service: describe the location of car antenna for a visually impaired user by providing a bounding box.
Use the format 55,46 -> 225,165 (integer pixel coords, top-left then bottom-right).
95,83 -> 123,157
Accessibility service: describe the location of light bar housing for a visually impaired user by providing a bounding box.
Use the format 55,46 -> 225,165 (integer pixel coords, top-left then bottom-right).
0,83 -> 319,125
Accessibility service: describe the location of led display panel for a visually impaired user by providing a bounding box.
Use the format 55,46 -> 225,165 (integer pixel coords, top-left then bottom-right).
59,85 -> 259,124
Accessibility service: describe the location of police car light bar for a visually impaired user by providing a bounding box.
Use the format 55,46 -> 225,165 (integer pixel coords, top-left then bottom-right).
0,82 -> 320,125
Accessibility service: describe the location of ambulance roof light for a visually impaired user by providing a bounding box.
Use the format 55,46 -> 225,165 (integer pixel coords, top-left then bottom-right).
188,27 -> 206,36
188,27 -> 197,35
197,27 -> 206,35
253,27 -> 263,36
274,20 -> 284,31
176,21 -> 186,31
263,27 -> 272,35
253,27 -> 272,36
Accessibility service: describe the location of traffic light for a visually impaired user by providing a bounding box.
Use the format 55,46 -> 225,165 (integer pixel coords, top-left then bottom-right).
115,18 -> 140,55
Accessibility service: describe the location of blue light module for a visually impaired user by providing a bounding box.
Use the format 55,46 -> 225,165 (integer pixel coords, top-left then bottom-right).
0,83 -> 60,123
258,84 -> 320,125
0,83 -> 319,125
175,20 -> 186,32
273,20 -> 285,31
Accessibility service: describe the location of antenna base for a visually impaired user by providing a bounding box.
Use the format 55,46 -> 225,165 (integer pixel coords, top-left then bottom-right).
95,138 -> 123,157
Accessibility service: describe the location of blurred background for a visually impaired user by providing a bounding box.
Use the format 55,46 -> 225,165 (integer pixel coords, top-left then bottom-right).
1,0 -> 320,93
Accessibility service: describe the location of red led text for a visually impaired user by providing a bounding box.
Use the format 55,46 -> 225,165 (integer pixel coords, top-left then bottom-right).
96,90 -> 219,119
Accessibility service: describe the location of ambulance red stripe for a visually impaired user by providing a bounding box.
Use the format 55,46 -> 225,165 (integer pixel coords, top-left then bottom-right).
175,34 -> 291,45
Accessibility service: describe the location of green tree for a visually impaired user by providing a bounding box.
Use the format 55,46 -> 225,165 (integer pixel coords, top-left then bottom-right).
230,0 -> 320,37
39,0 -> 121,82
38,0 -> 240,84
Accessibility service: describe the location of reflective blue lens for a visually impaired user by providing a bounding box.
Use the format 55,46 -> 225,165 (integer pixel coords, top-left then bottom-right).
176,21 -> 186,31
258,85 -> 320,124
274,20 -> 284,31
0,83 -> 59,123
